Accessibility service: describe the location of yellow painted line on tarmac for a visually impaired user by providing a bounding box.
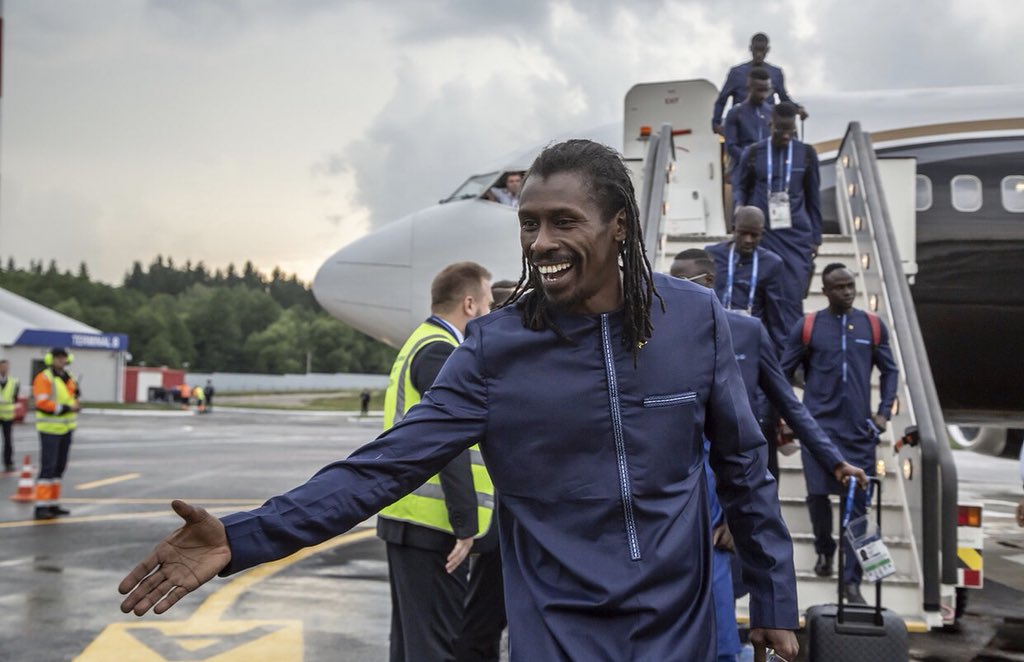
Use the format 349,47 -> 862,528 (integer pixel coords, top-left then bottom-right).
0,506 -> 259,529
192,527 -> 378,622
76,473 -> 142,490
76,527 -> 378,661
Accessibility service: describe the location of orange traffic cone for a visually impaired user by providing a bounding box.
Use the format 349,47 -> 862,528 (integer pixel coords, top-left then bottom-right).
10,455 -> 36,502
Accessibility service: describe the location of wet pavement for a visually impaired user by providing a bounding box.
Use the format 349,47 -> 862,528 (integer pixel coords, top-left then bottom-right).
0,410 -> 1021,661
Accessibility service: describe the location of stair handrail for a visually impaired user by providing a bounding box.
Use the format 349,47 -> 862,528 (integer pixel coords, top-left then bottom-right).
836,122 -> 958,612
639,123 -> 675,262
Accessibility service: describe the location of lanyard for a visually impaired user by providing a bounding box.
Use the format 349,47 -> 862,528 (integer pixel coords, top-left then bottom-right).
842,480 -> 857,529
840,313 -> 848,383
765,140 -> 794,193
724,244 -> 758,313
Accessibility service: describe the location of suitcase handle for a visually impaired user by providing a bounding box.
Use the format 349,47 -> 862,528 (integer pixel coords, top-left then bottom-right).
837,475 -> 885,626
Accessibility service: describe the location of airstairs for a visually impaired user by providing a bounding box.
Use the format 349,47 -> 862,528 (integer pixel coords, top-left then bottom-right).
627,80 -> 960,632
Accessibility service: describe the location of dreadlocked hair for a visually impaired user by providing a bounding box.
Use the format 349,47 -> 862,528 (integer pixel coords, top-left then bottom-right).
502,139 -> 664,360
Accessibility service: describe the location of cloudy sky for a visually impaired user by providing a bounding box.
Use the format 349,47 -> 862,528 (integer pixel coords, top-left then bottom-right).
1,0 -> 1021,283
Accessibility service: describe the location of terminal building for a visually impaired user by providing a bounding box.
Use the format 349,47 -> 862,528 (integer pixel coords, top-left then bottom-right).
0,287 -> 129,402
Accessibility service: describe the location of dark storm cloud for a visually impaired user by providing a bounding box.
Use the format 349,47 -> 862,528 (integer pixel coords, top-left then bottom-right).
339,57 -> 577,228
324,0 -> 730,228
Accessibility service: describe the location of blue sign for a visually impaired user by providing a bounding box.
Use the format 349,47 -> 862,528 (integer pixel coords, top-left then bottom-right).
14,329 -> 130,351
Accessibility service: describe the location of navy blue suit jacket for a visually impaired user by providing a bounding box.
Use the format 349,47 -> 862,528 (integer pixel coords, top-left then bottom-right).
712,61 -> 796,128
706,241 -> 793,353
726,311 -> 844,473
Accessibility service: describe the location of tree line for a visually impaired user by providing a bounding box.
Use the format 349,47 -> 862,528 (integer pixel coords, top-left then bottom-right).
0,257 -> 397,374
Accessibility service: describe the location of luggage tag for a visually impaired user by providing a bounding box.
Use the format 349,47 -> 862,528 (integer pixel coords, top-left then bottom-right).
853,535 -> 897,582
768,191 -> 792,229
843,481 -> 896,582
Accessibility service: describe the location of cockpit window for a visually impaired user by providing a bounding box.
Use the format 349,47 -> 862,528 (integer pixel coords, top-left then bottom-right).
950,175 -> 983,213
1000,176 -> 1024,213
441,172 -> 499,204
915,175 -> 932,212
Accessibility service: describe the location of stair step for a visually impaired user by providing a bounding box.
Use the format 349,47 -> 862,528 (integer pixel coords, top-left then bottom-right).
789,533 -> 917,575
775,465 -> 901,500
780,497 -> 906,536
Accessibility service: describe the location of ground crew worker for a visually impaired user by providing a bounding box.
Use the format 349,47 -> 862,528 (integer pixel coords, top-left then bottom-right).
671,251 -> 867,482
204,380 -> 216,411
376,261 -> 495,662
712,32 -> 805,134
32,348 -> 80,520
452,280 -> 517,662
704,206 -> 794,353
192,385 -> 207,413
119,139 -> 802,662
359,389 -> 371,416
734,101 -> 822,317
1,359 -> 19,472
178,383 -> 191,410
723,66 -> 773,173
780,264 -> 898,604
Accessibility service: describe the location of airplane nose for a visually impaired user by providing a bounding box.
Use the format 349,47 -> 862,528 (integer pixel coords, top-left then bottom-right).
313,217 -> 413,347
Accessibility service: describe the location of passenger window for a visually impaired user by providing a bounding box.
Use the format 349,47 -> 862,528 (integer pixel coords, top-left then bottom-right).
915,175 -> 932,212
950,175 -> 982,213
1000,176 -> 1024,213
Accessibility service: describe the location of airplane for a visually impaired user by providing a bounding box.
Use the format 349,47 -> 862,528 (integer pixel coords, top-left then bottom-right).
312,79 -> 1024,460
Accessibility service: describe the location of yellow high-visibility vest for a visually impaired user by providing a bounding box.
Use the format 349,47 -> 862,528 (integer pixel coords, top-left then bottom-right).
378,321 -> 494,537
35,370 -> 77,435
0,377 -> 18,421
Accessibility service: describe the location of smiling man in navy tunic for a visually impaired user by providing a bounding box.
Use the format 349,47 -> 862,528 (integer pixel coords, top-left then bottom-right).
119,140 -> 800,662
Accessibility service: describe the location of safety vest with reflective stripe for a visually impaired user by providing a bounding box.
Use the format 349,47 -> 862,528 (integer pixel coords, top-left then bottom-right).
0,377 -> 18,421
378,321 -> 495,538
35,370 -> 77,435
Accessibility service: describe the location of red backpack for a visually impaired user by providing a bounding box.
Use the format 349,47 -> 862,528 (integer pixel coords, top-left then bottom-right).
801,310 -> 880,347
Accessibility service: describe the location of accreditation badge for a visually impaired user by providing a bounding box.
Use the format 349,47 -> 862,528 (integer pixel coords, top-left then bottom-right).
768,191 -> 792,230
846,515 -> 897,582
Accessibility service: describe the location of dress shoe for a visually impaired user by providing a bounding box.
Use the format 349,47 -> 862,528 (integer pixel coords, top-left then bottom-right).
50,505 -> 71,516
845,582 -> 867,605
34,507 -> 57,520
814,553 -> 833,577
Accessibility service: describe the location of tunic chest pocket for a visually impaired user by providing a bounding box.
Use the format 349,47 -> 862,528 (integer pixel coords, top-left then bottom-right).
643,391 -> 698,408
636,390 -> 700,487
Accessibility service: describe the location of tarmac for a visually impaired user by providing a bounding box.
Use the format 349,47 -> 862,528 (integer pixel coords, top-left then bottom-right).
0,408 -> 1021,661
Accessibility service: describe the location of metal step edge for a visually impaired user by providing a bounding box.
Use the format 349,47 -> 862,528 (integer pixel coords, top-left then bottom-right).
789,532 -> 912,546
779,496 -> 903,509
795,571 -> 918,585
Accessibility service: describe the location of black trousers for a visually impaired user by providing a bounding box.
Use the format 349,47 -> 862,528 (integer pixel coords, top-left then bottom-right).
1,420 -> 13,468
39,432 -> 73,481
454,550 -> 506,662
386,542 -> 469,662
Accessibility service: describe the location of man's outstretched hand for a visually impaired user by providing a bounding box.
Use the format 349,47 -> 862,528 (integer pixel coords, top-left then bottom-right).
118,500 -> 232,616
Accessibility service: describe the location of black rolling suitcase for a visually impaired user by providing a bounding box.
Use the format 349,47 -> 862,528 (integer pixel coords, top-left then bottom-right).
805,477 -> 909,660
